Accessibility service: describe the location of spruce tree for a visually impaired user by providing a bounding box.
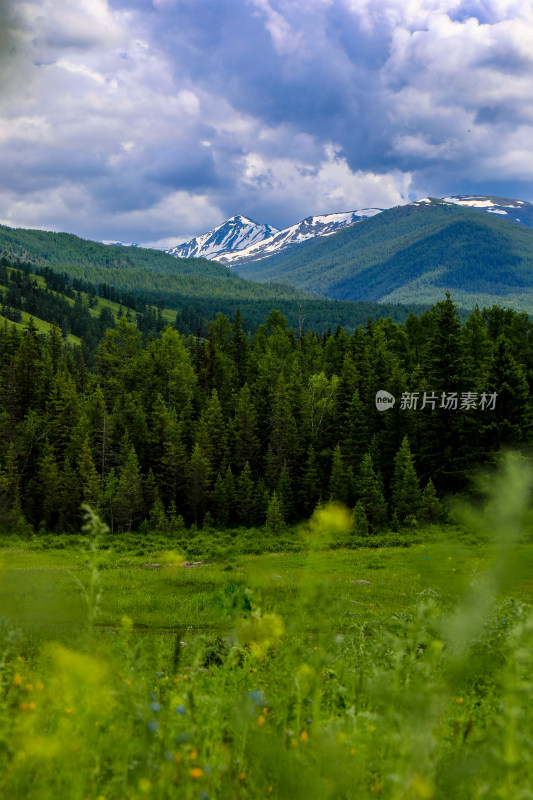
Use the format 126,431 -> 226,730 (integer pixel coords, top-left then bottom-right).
115,446 -> 144,531
187,443 -> 211,526
356,452 -> 387,532
236,461 -> 255,525
329,444 -> 348,505
265,491 -> 284,535
419,479 -> 442,526
391,436 -> 420,522
211,472 -> 229,527
78,435 -> 101,509
300,444 -> 322,517
233,384 -> 259,471
351,501 -> 369,536
277,462 -> 294,521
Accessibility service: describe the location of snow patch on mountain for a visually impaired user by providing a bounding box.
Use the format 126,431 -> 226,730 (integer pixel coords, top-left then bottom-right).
219,208 -> 383,265
165,215 -> 278,260
442,195 -> 533,227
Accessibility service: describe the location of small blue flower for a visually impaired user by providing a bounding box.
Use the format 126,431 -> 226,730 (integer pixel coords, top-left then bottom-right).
175,705 -> 186,715
150,702 -> 161,712
148,719 -> 159,733
248,689 -> 266,706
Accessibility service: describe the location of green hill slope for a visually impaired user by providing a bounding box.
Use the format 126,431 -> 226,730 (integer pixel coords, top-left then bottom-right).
0,224 -> 425,331
233,200 -> 533,312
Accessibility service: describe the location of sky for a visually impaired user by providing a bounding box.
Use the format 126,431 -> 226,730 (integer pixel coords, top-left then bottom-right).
0,0 -> 533,247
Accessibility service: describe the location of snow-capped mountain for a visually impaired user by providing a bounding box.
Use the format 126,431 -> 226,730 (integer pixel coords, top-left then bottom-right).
217,209 -> 382,265
419,196 -> 533,227
101,240 -> 142,247
166,215 -> 279,260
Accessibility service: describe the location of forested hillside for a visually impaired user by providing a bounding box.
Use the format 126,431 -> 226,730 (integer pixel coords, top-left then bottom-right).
0,226 -> 424,332
234,200 -> 533,311
1,293 -> 530,536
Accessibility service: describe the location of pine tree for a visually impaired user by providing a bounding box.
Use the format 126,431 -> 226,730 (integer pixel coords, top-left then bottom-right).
223,466 -> 236,523
211,472 -> 229,527
269,373 -> 299,475
57,455 -> 81,531
233,384 -> 259,471
419,479 -> 442,525
149,494 -> 168,533
299,444 -> 322,517
329,444 -> 348,505
253,478 -> 269,525
187,443 -> 211,526
391,436 -> 420,522
197,389 -> 228,475
0,441 -> 27,532
38,439 -> 60,528
265,491 -> 284,535
351,501 -> 369,536
356,452 -> 387,532
115,446 -> 144,531
277,462 -> 294,521
344,390 -> 368,471
78,434 -> 101,509
232,307 -> 248,388
236,461 -> 255,525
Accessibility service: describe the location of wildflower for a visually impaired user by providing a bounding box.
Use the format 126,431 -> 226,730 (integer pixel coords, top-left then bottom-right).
138,778 -> 151,794
300,731 -> 308,741
65,708 -> 75,715
28,702 -> 36,711
175,705 -> 186,715
239,772 -> 246,781
174,754 -> 182,763
455,698 -> 464,705
12,675 -> 21,687
19,702 -> 28,711
257,715 -> 266,726
25,683 -> 33,692
189,768 -> 203,780
36,682 -> 44,691
190,750 -> 198,761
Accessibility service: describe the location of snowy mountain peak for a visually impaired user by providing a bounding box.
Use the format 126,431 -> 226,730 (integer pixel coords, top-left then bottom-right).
441,195 -> 533,226
166,215 -> 279,260
219,208 -> 383,266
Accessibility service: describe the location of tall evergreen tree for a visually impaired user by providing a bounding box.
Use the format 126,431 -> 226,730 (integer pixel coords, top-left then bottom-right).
356,452 -> 387,532
391,436 -> 420,522
115,446 -> 144,531
187,443 -> 211,526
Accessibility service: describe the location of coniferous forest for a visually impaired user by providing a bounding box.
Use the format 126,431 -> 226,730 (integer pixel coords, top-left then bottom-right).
1,262 -> 531,537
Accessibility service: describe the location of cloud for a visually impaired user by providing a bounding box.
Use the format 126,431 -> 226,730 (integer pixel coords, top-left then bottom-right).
0,0 -> 531,244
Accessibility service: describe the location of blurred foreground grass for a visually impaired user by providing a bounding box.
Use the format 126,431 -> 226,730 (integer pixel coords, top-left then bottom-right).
1,454 -> 533,798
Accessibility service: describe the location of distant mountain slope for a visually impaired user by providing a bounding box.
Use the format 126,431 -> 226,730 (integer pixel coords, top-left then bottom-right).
443,195 -> 533,227
218,209 -> 382,265
166,215 -> 278,260
0,223 -> 424,332
233,199 -> 533,312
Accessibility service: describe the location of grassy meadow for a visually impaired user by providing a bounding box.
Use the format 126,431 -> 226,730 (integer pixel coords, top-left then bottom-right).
2,459 -> 533,799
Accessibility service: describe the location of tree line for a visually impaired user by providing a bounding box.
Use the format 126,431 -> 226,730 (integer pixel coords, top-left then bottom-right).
0,293 -> 531,537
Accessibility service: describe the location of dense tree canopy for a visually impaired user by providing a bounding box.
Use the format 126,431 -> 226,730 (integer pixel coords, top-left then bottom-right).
1,285 -> 531,535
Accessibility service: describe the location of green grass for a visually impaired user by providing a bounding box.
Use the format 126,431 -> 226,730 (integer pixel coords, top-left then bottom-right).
0,310 -> 81,344
1,463 -> 533,799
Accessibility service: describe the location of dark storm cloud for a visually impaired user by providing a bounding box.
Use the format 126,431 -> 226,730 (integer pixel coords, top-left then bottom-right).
0,0 -> 532,244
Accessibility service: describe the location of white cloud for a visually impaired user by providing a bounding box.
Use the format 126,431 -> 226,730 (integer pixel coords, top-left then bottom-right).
0,0 -> 532,244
